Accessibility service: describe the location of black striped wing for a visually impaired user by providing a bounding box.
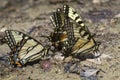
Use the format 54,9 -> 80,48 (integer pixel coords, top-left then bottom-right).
63,5 -> 88,30
63,5 -> 100,56
5,30 -> 48,67
63,5 -> 90,37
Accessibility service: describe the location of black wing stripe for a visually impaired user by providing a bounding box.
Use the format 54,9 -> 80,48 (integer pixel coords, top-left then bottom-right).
19,43 -> 38,59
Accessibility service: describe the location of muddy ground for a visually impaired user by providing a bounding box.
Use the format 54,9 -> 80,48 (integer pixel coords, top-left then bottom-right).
0,0 -> 120,80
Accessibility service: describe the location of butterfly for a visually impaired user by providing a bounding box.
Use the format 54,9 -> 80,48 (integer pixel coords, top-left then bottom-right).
64,5 -> 100,57
50,8 -> 71,53
4,30 -> 49,67
50,5 -> 100,58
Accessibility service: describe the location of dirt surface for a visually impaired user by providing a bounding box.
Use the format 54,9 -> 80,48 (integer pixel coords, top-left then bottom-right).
0,0 -> 120,80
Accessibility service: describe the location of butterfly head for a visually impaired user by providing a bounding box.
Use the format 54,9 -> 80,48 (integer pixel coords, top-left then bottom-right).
57,8 -> 62,12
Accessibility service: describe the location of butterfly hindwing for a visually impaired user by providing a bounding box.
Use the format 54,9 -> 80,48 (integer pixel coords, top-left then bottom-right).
18,37 -> 48,63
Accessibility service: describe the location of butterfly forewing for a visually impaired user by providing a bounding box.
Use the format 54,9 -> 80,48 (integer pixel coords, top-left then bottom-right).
63,5 -> 84,26
51,8 -> 65,30
5,30 -> 23,51
5,30 -> 48,67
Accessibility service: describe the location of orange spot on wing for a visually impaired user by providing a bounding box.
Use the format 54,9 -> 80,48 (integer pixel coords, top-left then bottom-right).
16,62 -> 22,67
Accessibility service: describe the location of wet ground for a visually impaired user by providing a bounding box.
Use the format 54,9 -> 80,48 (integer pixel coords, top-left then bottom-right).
0,0 -> 120,80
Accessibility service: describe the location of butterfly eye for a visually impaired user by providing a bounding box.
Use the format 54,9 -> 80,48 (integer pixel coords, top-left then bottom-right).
57,8 -> 62,12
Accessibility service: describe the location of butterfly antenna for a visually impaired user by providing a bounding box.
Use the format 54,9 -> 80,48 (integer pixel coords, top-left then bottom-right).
0,55 -> 9,61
